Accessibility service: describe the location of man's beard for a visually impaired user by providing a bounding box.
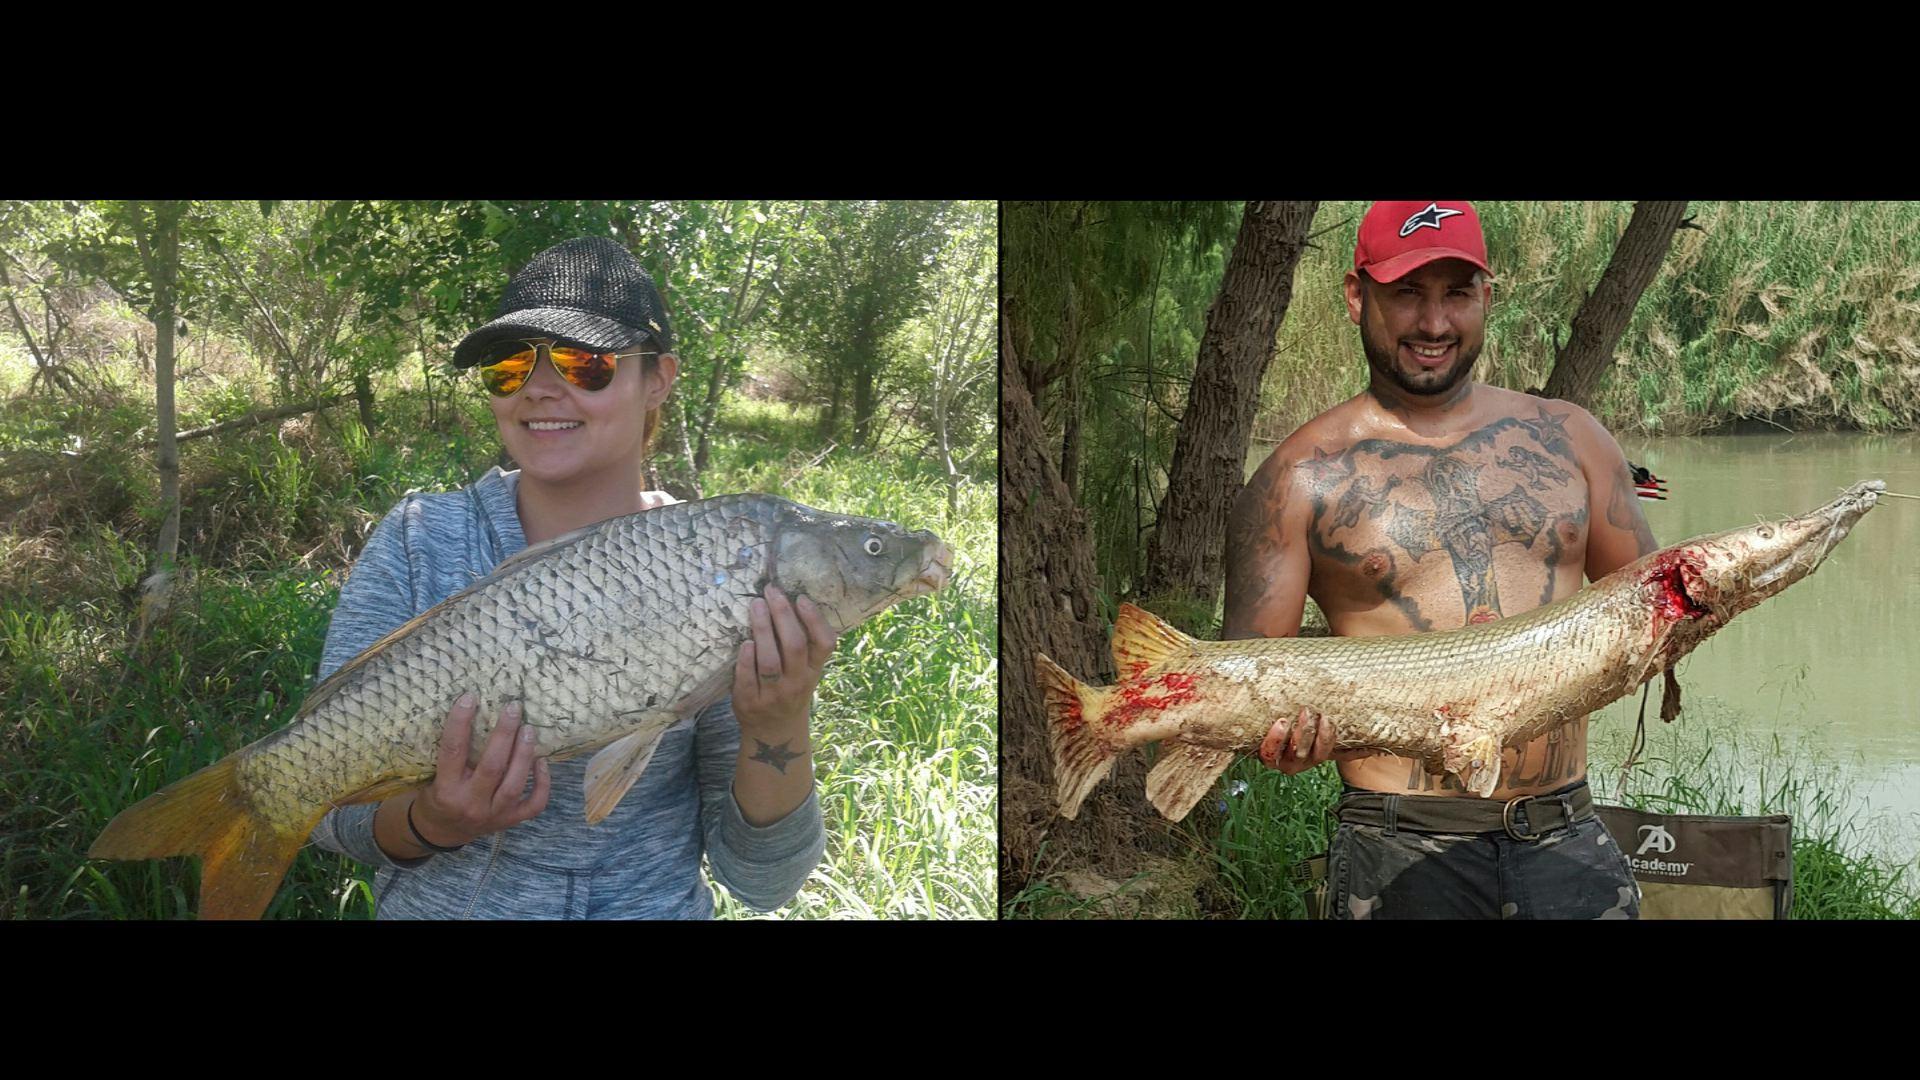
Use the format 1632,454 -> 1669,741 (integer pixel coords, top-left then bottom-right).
1361,322 -> 1481,398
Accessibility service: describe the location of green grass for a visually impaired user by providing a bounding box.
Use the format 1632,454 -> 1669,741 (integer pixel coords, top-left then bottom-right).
700,399 -> 997,919
1589,703 -> 1920,920
1,371 -> 995,920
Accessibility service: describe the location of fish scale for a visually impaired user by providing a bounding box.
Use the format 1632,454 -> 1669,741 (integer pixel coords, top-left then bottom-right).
1040,480 -> 1884,821
91,493 -> 953,918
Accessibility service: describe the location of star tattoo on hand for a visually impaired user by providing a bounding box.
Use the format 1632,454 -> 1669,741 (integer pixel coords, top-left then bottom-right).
751,738 -> 806,774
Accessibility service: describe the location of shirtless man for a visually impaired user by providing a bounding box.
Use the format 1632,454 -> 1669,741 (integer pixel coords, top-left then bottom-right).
1222,201 -> 1656,919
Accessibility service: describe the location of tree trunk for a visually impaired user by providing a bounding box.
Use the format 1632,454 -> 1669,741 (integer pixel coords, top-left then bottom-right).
1000,320 -> 1182,899
691,355 -> 730,478
150,202 -> 184,574
131,200 -> 186,645
933,359 -> 958,522
1540,201 -> 1689,410
851,354 -> 876,449
354,371 -> 377,434
1140,200 -> 1318,626
1058,361 -> 1083,502
143,395 -> 347,446
817,370 -> 844,442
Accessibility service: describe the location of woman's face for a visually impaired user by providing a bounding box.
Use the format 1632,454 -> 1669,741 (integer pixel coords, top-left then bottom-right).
487,341 -> 678,486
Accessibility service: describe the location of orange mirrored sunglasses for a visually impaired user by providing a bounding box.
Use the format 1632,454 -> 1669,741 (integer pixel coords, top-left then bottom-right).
476,339 -> 657,397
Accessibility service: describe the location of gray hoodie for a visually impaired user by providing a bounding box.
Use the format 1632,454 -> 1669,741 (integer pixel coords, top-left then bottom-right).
308,467 -> 826,919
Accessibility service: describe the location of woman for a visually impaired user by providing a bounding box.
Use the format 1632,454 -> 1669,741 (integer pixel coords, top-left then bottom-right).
310,237 -> 829,918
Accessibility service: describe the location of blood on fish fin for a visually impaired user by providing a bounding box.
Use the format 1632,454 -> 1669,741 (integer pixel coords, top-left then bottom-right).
583,726 -> 668,824
1111,604 -> 1198,679
1144,738 -> 1235,823
1661,667 -> 1683,723
1444,731 -> 1504,799
88,756 -> 321,920
1036,653 -> 1116,820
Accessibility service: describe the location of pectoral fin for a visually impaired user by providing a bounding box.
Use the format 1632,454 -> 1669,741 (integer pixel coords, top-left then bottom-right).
583,726 -> 668,824
1447,732 -> 1504,798
1144,738 -> 1235,822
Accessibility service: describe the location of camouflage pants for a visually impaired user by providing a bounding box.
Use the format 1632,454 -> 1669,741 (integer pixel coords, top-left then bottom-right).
1329,806 -> 1643,921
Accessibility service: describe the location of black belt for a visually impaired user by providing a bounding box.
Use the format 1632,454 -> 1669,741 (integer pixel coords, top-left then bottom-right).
1335,780 -> 1593,842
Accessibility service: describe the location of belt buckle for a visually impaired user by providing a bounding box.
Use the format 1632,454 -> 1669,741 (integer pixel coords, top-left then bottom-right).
1502,794 -> 1541,841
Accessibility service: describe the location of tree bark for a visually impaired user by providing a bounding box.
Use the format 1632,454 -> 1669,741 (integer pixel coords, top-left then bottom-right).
1140,200 -> 1318,624
145,202 -> 185,575
851,355 -> 876,449
129,200 -> 186,645
1540,201 -> 1689,410
354,372 -> 377,434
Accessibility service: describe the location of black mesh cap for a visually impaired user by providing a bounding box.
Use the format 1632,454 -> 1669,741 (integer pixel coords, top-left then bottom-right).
452,236 -> 675,369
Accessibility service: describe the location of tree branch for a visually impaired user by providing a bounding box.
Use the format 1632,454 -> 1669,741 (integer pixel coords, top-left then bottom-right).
141,395 -> 346,447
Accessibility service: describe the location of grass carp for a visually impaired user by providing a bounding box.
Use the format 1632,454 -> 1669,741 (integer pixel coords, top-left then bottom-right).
1038,480 -> 1883,821
90,494 -> 951,919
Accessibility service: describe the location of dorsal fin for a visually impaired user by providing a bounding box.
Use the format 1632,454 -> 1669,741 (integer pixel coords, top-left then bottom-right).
1111,603 -> 1198,681
298,517 -> 626,717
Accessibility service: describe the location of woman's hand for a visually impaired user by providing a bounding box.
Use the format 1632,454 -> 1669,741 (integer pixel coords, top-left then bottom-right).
408,694 -> 552,848
731,585 -> 837,741
727,586 -> 836,825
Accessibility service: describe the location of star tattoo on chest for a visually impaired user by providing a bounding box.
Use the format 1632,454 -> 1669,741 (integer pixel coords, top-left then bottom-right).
750,738 -> 806,774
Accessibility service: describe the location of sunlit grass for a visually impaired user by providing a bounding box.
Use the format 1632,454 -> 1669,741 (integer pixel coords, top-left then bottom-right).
703,406 -> 996,920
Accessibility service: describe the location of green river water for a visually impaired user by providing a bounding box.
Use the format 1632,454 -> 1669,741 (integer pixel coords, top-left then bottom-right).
1608,432 -> 1920,863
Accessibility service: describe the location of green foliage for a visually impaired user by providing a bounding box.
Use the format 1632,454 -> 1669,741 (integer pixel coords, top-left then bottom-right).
771,201 -> 954,449
1001,200 -> 1242,600
1,568 -> 372,920
1268,201 -> 1920,436
1201,759 -> 1343,919
886,201 -> 997,480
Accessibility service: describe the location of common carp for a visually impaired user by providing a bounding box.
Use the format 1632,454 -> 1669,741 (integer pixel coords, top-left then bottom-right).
1038,480 -> 1883,821
91,494 -> 952,919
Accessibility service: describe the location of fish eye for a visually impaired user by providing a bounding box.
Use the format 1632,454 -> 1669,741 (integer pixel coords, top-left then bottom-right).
864,535 -> 884,556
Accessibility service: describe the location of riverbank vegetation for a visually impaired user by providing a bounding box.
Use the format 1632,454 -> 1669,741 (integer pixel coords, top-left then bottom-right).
0,200 -> 996,920
1002,200 -> 1918,920
1264,201 -> 1920,439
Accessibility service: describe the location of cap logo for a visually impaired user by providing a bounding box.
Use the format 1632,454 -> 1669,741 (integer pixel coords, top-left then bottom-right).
1399,203 -> 1464,238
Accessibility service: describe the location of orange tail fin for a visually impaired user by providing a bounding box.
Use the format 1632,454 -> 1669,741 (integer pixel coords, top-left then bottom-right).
89,757 -> 318,920
1035,653 -> 1118,820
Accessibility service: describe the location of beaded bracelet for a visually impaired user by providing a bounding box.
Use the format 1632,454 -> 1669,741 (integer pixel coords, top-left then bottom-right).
406,800 -> 468,854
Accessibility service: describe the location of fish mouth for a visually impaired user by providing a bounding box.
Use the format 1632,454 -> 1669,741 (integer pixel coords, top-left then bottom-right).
1761,479 -> 1883,587
913,542 -> 954,595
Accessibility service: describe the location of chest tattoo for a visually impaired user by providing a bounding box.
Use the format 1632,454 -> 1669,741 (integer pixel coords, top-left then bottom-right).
1302,406 -> 1589,629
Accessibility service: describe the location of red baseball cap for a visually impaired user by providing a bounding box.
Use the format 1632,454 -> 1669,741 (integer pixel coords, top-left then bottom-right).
1353,201 -> 1493,284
